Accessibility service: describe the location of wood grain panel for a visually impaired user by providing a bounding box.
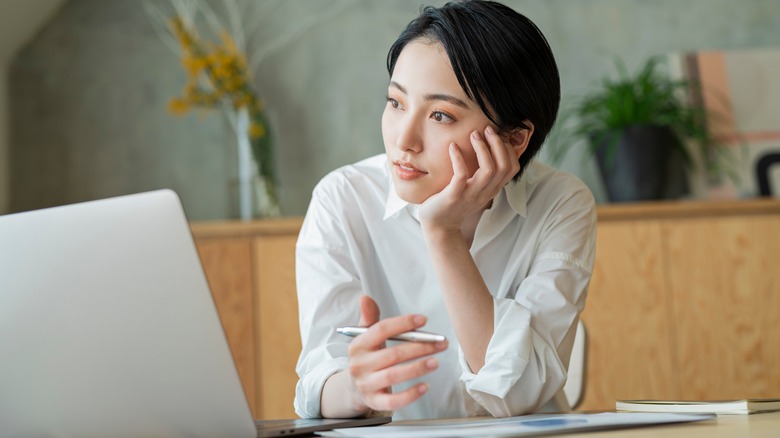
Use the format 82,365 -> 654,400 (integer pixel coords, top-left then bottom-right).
189,199 -> 780,416
596,198 -> 780,222
194,238 -> 256,416
666,215 -> 780,399
191,218 -> 304,238
254,235 -> 301,419
580,220 -> 679,410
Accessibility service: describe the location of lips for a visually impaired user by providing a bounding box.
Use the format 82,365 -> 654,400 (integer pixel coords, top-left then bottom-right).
393,160 -> 427,181
397,161 -> 423,172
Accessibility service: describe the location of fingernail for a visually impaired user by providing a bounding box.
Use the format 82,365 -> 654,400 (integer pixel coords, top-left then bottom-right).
426,358 -> 438,369
413,315 -> 426,326
471,130 -> 479,140
485,125 -> 495,135
435,341 -> 447,351
418,383 -> 429,394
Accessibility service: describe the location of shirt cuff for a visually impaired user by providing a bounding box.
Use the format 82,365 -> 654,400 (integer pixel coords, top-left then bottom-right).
457,298 -> 536,416
294,357 -> 349,418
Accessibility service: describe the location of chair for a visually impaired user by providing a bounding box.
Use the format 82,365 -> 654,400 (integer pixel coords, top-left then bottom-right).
756,152 -> 780,196
563,319 -> 588,410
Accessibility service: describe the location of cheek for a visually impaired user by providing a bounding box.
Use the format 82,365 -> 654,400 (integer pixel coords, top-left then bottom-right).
426,132 -> 479,181
381,110 -> 393,150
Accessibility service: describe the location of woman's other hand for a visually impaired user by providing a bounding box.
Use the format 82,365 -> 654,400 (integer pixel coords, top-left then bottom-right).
342,295 -> 447,414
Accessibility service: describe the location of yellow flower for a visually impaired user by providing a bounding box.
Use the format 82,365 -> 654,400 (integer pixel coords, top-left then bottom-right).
168,98 -> 190,115
182,54 -> 206,76
220,30 -> 237,52
249,122 -> 266,139
168,15 -> 266,135
170,18 -> 195,50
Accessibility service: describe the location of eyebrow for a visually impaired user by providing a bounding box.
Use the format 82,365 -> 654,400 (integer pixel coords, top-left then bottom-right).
389,81 -> 471,109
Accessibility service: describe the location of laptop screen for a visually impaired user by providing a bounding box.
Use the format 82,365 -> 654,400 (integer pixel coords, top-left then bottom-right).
0,190 -> 257,437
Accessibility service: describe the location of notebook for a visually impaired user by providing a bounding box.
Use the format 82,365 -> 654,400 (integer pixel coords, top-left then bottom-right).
616,398 -> 780,415
0,190 -> 389,438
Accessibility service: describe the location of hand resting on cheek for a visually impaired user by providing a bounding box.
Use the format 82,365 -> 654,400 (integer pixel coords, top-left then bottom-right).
418,124 -> 530,235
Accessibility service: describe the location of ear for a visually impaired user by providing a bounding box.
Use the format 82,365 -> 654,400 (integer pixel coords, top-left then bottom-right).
504,121 -> 535,159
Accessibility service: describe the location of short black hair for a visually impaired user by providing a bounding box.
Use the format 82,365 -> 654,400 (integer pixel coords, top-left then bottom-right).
387,0 -> 560,180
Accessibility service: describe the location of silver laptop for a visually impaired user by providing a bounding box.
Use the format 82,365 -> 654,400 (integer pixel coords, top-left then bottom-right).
0,190 -> 389,438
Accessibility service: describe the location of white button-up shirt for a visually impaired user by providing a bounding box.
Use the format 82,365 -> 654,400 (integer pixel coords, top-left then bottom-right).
294,154 -> 596,420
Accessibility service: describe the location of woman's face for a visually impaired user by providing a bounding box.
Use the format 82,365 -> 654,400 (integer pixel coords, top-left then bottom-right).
382,39 -> 498,205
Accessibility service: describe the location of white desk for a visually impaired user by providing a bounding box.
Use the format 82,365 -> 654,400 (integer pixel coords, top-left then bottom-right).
562,411 -> 780,438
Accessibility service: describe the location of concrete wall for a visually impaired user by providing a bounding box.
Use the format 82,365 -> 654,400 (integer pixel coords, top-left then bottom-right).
8,0 -> 780,219
0,0 -> 64,214
0,67 -> 7,214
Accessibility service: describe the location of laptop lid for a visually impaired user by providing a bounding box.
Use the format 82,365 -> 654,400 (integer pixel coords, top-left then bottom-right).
0,190 -> 257,438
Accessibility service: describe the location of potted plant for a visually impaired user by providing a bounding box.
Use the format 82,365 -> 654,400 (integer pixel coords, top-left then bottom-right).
548,57 -> 737,202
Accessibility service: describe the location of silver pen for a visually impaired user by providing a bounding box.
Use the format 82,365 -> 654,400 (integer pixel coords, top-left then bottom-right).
336,326 -> 447,343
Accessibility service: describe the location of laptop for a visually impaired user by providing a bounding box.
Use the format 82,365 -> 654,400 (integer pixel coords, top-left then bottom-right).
0,190 -> 390,438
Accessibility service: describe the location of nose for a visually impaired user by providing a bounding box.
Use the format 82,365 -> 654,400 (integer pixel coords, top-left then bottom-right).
395,113 -> 423,153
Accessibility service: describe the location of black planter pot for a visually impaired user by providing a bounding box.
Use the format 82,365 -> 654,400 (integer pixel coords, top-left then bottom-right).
594,125 -> 688,203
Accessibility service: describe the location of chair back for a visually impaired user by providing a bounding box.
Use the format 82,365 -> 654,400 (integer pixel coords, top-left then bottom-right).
563,319 -> 588,410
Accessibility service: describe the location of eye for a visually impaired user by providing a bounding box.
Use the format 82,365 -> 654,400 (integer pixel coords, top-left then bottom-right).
386,96 -> 402,109
431,110 -> 455,123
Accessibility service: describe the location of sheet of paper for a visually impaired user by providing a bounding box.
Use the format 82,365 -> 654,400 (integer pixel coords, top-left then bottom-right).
317,412 -> 715,438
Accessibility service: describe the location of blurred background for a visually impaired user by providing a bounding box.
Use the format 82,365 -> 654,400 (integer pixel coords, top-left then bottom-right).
2,0 -> 779,221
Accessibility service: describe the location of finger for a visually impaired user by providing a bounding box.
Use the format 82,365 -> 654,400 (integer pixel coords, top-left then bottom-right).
350,339 -> 448,375
495,127 -> 522,183
484,126 -> 513,181
350,314 -> 427,351
366,383 -> 429,412
483,125 -> 518,192
469,129 -> 496,189
357,357 -> 439,394
447,143 -> 468,194
358,295 -> 380,327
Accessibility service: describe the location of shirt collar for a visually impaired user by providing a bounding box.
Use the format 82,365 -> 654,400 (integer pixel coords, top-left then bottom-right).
383,180 -> 409,220
505,170 -> 528,218
383,165 -> 530,221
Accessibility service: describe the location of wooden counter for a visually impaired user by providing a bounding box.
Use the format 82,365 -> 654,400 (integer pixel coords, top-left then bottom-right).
191,199 -> 780,418
582,198 -> 780,410
191,218 -> 302,420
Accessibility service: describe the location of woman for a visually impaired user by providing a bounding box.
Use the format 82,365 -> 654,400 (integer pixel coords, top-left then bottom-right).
295,0 -> 596,420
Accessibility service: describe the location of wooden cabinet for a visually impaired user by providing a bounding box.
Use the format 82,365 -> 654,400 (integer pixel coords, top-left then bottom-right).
580,219 -> 680,408
666,214 -> 780,399
191,199 -> 780,417
580,199 -> 780,410
191,218 -> 303,420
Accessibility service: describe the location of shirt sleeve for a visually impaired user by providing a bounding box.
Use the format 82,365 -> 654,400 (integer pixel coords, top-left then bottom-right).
458,185 -> 597,417
293,178 -> 364,419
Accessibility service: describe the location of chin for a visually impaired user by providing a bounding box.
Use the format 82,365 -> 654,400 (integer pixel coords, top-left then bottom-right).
394,185 -> 428,205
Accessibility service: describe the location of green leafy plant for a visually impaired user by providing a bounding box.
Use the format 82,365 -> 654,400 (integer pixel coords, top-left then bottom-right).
548,56 -> 740,184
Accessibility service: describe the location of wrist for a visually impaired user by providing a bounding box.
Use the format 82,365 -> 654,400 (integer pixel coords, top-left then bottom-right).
344,372 -> 371,415
421,223 -> 462,243
321,369 -> 370,418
